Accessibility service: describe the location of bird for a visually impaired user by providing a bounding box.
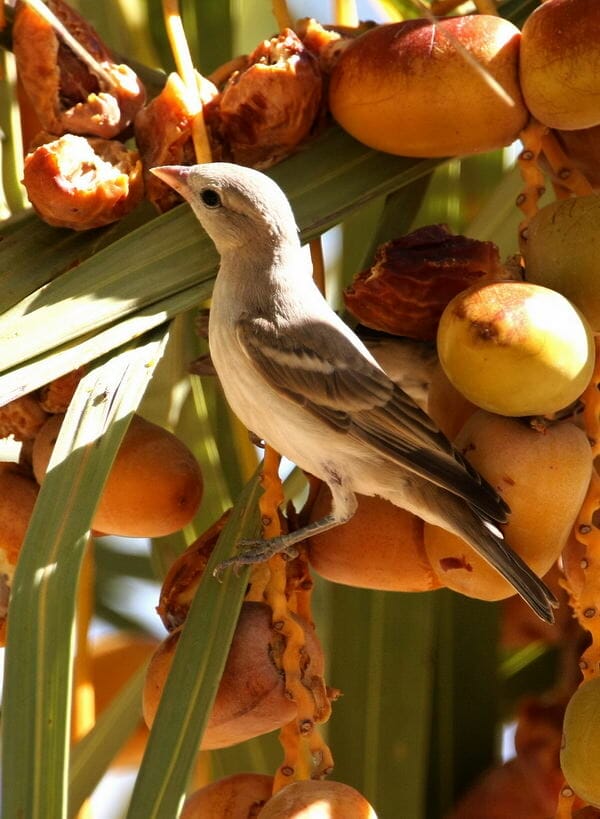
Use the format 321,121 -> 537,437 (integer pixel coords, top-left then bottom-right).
150,161 -> 557,623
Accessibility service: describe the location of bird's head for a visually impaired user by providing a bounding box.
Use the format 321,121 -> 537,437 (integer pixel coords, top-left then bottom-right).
150,162 -> 300,256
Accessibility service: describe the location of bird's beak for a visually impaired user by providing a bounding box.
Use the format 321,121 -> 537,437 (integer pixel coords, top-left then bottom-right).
150,165 -> 193,200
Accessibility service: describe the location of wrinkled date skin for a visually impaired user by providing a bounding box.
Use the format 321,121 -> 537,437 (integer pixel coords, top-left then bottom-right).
13,0 -> 145,140
214,29 -> 323,169
344,225 -> 501,341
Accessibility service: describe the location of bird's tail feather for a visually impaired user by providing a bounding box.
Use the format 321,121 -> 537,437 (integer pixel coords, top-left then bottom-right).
453,508 -> 558,624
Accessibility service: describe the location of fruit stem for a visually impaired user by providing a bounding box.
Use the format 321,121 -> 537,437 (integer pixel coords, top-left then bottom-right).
554,782 -> 577,818
21,0 -> 116,89
473,0 -> 498,14
558,338 -> 600,813
309,239 -> 326,296
207,55 -> 247,88
255,447 -> 334,791
540,130 -> 595,199
430,0 -> 498,15
516,119 -> 548,240
430,0 -> 465,14
334,0 -> 359,27
161,0 -> 212,163
272,0 -> 293,32
517,119 -> 596,246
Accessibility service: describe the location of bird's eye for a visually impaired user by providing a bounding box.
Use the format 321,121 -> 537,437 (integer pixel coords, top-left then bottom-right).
200,188 -> 222,208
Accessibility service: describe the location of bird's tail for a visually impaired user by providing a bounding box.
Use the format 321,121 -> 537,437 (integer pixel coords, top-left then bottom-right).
446,505 -> 558,624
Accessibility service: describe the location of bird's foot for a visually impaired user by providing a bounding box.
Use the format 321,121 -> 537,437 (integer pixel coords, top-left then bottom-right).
213,534 -> 299,579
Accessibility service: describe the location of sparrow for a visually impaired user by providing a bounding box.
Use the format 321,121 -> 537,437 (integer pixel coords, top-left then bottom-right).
151,162 -> 557,623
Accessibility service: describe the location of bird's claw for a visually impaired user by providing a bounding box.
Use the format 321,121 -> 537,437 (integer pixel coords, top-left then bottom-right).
213,536 -> 299,579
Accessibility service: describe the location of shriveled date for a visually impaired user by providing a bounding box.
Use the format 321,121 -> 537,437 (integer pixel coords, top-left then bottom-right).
13,0 -> 145,139
344,225 -> 500,341
23,134 -> 143,230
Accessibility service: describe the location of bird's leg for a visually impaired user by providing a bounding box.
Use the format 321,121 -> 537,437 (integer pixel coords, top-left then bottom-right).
214,478 -> 357,575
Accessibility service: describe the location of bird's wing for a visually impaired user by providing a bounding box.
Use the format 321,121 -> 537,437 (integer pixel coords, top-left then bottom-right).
236,315 -> 508,522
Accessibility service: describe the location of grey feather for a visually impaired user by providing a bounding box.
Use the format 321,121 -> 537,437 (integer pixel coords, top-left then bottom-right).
237,314 -> 509,522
